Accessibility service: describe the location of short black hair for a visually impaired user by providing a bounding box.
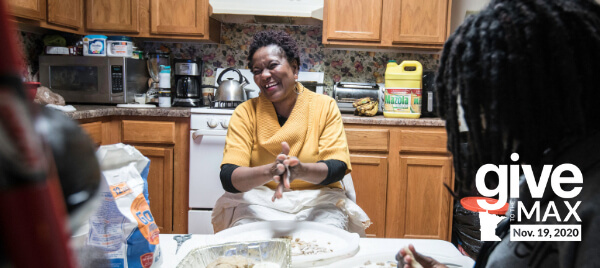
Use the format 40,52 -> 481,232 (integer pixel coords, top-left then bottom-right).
247,30 -> 300,69
436,0 -> 600,197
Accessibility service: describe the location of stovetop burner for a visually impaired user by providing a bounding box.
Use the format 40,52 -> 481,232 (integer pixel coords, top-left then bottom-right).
210,101 -> 242,109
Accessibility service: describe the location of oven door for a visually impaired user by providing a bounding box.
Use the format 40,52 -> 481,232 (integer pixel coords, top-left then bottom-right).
188,129 -> 227,234
189,129 -> 227,208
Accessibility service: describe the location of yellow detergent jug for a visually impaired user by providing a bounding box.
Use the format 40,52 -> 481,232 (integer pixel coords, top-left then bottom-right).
384,60 -> 423,118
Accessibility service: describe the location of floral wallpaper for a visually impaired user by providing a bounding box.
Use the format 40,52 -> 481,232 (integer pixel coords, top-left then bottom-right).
143,23 -> 440,95
19,23 -> 440,94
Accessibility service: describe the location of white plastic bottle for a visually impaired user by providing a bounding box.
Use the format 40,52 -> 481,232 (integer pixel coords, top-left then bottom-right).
159,66 -> 171,89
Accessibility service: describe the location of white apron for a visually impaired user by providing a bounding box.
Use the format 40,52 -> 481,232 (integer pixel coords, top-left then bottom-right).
211,186 -> 371,236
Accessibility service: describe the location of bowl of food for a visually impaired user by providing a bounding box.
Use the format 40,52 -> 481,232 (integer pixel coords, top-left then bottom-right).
177,239 -> 291,268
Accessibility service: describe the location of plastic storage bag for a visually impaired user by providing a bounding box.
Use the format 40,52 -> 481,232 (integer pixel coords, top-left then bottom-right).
90,143 -> 162,268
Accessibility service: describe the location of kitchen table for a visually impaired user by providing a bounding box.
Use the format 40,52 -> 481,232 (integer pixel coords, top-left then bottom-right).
158,234 -> 475,267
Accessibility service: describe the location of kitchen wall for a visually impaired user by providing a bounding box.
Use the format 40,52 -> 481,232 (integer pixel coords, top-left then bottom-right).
143,23 -> 440,95
19,23 -> 441,95
450,0 -> 490,33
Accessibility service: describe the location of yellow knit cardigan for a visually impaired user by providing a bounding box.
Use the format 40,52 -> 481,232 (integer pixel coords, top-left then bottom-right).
221,83 -> 351,190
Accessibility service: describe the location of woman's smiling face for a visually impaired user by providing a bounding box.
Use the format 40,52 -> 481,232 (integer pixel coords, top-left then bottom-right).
251,45 -> 298,103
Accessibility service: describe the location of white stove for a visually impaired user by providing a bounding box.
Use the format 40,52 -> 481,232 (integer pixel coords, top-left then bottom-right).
187,69 -> 324,234
188,107 -> 234,234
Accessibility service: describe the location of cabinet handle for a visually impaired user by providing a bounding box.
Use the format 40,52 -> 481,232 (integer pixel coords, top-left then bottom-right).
192,129 -> 227,140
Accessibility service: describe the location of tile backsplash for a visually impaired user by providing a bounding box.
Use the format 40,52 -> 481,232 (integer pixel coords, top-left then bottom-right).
20,23 -> 440,95
144,23 -> 440,95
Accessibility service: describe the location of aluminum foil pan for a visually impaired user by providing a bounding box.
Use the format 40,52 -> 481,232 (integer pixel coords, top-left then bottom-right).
177,239 -> 291,268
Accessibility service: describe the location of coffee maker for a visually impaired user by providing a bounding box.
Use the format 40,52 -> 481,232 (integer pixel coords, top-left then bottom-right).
173,58 -> 203,107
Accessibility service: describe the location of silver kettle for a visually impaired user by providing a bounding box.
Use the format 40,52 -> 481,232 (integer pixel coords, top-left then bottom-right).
215,68 -> 255,101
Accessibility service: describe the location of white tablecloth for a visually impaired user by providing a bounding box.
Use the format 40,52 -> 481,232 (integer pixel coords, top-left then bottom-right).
158,234 -> 475,268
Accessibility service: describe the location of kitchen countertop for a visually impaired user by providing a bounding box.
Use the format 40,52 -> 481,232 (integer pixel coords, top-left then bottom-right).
62,105 -> 445,126
341,114 -> 445,126
65,105 -> 192,120
159,234 -> 474,267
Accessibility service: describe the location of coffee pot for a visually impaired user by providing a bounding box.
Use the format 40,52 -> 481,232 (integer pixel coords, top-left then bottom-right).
176,76 -> 199,96
215,68 -> 254,101
172,58 -> 203,107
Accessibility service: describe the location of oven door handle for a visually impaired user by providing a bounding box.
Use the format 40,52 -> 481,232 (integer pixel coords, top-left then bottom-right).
192,129 -> 228,140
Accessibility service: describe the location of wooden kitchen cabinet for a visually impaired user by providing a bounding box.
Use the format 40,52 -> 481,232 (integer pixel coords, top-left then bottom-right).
390,0 -> 449,45
79,117 -> 119,146
9,0 -> 84,33
86,0 -> 219,42
345,128 -> 389,238
47,0 -> 82,29
324,0 -> 383,42
79,121 -> 103,145
11,0 -> 219,42
393,155 -> 453,239
345,124 -> 454,240
78,116 -> 189,234
135,145 -> 174,234
86,0 -> 139,33
150,0 -> 207,36
8,0 -> 45,20
323,0 -> 452,50
121,118 -> 189,234
349,154 -> 388,238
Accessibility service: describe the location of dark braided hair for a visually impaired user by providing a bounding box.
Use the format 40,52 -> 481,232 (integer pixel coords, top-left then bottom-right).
436,0 -> 600,197
247,30 -> 300,69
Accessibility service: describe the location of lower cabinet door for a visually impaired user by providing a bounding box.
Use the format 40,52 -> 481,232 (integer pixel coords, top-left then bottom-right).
79,121 -> 103,146
135,145 -> 174,234
393,155 -> 453,240
350,154 -> 388,238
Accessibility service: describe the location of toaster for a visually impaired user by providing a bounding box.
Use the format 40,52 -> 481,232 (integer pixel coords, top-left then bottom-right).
333,82 -> 383,114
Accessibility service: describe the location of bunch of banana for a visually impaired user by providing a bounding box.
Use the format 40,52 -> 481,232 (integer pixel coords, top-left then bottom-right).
352,97 -> 379,116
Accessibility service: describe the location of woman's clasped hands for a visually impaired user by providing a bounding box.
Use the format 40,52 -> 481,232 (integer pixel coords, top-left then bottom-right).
270,141 -> 304,201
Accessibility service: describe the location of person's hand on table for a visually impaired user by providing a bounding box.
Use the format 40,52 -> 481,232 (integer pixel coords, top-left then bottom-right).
396,244 -> 448,268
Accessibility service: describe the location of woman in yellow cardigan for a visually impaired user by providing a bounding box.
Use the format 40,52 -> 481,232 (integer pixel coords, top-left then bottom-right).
211,30 -> 370,235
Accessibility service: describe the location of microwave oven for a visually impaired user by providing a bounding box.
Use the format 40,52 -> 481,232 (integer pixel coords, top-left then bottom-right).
39,56 -> 149,104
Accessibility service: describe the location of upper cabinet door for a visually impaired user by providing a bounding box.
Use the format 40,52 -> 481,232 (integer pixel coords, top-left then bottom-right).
150,0 -> 207,36
324,0 -> 383,42
391,0 -> 449,45
86,0 -> 139,33
8,0 -> 46,20
47,0 -> 81,29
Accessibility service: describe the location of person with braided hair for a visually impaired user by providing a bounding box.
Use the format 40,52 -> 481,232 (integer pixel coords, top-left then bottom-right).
397,0 -> 600,267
